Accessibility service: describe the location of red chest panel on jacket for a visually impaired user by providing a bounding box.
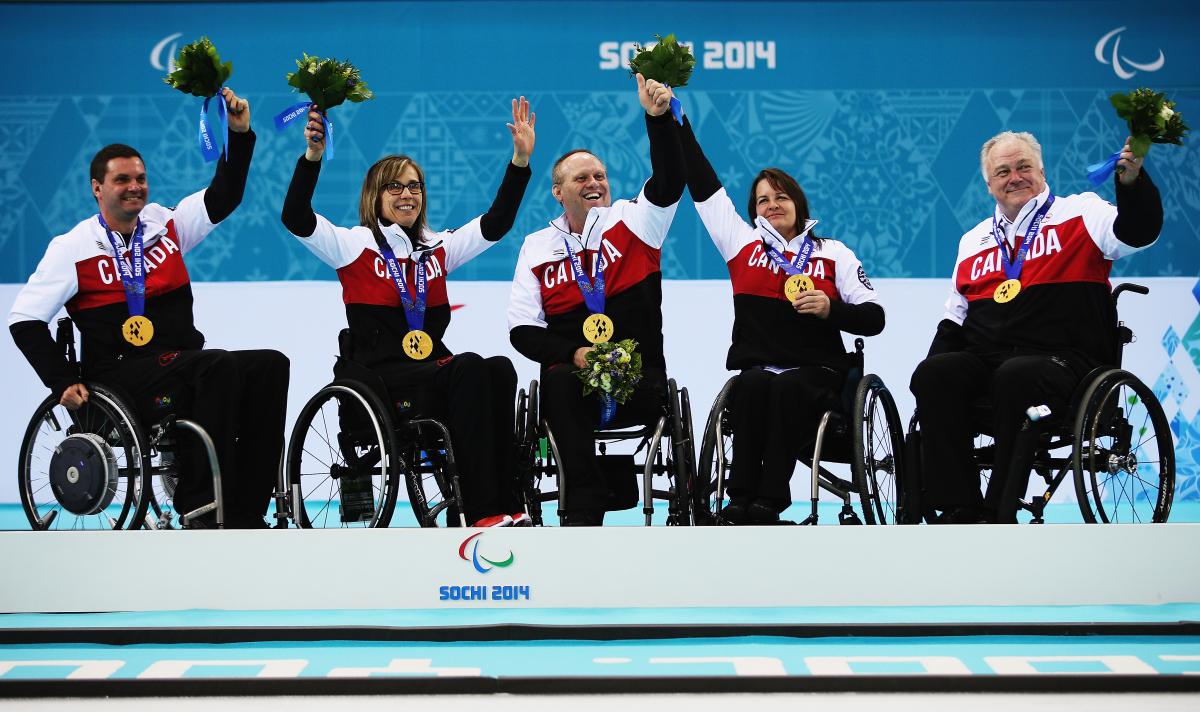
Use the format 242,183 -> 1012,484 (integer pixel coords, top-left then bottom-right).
533,222 -> 661,316
956,215 -> 1110,301
337,247 -> 450,307
727,242 -> 839,302
68,228 -> 190,311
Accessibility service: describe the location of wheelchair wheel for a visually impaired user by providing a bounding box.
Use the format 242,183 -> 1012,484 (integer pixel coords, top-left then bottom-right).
696,376 -> 737,525
514,380 -> 543,526
286,381 -> 400,528
397,420 -> 464,528
667,379 -> 696,525
1072,369 -> 1174,523
851,374 -> 904,525
18,385 -> 149,531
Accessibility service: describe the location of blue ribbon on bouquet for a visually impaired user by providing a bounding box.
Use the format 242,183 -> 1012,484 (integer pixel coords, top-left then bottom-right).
666,85 -> 683,125
274,101 -> 334,160
198,88 -> 229,162
599,393 -> 617,427
1086,151 -> 1122,186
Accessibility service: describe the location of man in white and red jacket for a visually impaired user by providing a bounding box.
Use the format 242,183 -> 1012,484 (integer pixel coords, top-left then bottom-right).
9,88 -> 289,528
911,130 -> 1162,523
507,76 -> 684,526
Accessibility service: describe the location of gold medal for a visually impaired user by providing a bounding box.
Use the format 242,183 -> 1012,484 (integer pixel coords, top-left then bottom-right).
402,330 -> 433,360
784,274 -> 815,301
994,278 -> 1021,303
582,313 -> 614,344
122,316 -> 154,347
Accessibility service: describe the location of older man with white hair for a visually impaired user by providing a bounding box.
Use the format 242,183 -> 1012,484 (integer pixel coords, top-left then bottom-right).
910,131 -> 1162,524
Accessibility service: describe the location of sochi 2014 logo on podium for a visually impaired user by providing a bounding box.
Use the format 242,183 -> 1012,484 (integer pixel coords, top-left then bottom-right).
438,532 -> 531,603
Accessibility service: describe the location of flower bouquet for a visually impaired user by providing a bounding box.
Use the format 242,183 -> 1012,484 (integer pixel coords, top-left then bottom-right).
162,37 -> 233,162
627,34 -> 694,124
274,54 -> 374,160
1087,88 -> 1189,185
576,339 -> 643,426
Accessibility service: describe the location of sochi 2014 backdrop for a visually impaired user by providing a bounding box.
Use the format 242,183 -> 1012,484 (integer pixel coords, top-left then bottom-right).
1,0 -> 1198,505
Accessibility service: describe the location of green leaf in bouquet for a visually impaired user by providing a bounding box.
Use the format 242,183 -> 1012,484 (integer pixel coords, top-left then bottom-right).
628,34 -> 695,88
285,54 -> 372,113
163,37 -> 232,98
1108,87 -> 1190,158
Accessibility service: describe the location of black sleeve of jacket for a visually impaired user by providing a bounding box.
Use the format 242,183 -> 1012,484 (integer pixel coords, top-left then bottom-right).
281,155 -> 321,237
678,116 -> 722,202
510,325 -> 580,367
203,129 -> 256,224
827,301 -> 885,336
926,318 -> 967,358
1112,169 -> 1163,248
641,112 -> 686,208
10,320 -> 77,401
479,162 -> 533,241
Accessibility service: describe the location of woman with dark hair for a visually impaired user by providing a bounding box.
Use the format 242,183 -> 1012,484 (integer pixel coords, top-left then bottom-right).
680,120 -> 885,525
281,98 -> 536,528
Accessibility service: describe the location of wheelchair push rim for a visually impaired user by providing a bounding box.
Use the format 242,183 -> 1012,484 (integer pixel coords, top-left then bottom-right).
18,386 -> 149,531
1072,369 -> 1174,524
851,374 -> 905,525
286,381 -> 400,529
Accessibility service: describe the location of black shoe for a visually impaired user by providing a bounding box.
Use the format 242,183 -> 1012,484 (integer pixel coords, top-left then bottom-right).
180,513 -> 218,529
746,500 -> 782,525
930,506 -> 990,524
560,510 -> 604,527
718,499 -> 751,525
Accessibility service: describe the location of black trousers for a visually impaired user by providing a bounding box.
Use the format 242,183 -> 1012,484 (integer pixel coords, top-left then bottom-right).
727,366 -> 844,511
539,364 -> 668,514
374,353 -> 518,523
910,351 -> 1086,522
93,349 -> 290,528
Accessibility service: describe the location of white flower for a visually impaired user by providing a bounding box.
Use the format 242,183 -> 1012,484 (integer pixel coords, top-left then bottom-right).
1161,104 -> 1175,121
601,373 -> 612,390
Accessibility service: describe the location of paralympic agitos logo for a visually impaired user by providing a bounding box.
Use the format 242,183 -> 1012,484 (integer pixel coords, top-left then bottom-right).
439,533 -> 531,601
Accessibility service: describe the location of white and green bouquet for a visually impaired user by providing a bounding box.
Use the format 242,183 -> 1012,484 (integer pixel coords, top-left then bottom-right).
628,34 -> 694,124
274,54 -> 373,160
577,339 -> 643,425
163,37 -> 233,162
1087,87 -> 1189,185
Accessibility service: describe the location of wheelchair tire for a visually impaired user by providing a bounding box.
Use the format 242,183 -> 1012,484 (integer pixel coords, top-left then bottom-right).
851,374 -> 905,525
1072,369 -> 1174,524
286,380 -> 400,528
696,376 -> 738,525
666,379 -> 694,526
18,385 -> 149,531
514,380 -> 543,526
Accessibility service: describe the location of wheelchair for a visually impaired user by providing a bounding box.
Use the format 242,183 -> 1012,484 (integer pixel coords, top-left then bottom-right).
279,330 -> 468,528
696,338 -> 907,526
17,318 -> 224,530
513,376 -> 697,525
903,283 -> 1175,524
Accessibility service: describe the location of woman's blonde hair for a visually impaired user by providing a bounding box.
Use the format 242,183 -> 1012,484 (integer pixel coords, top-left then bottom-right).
359,154 -> 428,244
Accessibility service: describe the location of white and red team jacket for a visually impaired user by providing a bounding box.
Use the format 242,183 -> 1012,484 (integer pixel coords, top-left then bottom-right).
9,191 -> 217,374
507,184 -> 678,370
694,186 -> 881,371
291,214 -> 497,366
944,183 -> 1155,368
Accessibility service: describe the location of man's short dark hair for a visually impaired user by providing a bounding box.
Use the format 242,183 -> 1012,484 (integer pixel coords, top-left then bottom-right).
90,144 -> 142,183
551,148 -> 599,186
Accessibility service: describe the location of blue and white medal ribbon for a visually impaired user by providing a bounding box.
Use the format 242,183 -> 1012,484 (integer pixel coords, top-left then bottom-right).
563,237 -> 621,425
376,238 -> 432,359
759,219 -> 818,301
274,102 -> 334,160
97,214 -> 153,346
198,88 -> 229,163
989,195 -> 1055,303
562,238 -> 613,345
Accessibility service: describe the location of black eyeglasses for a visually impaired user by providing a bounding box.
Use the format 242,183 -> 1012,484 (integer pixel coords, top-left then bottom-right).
383,180 -> 424,196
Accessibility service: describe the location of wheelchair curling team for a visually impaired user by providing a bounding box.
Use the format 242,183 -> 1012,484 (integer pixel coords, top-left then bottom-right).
7,77 -> 1164,529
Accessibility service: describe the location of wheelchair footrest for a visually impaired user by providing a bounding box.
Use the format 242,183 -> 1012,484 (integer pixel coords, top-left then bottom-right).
838,505 -> 863,525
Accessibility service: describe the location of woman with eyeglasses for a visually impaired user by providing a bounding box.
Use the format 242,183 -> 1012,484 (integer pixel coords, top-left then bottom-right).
281,98 -> 536,528
678,118 -> 885,525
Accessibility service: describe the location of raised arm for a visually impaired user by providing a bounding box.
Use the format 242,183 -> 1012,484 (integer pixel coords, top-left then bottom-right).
1112,137 -> 1163,248
479,96 -> 535,242
203,87 -> 256,224
636,74 -> 686,209
280,108 -> 325,238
